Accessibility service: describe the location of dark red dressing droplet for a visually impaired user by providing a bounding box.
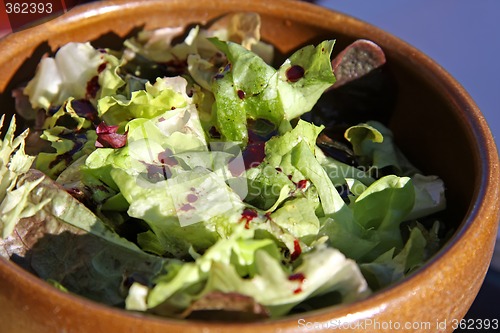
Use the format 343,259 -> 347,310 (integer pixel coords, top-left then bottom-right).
286,65 -> 305,82
264,212 -> 274,222
237,89 -> 246,99
288,273 -> 306,282
240,208 -> 258,229
97,62 -> 107,73
288,272 -> 306,294
86,76 -> 100,99
290,239 -> 302,261
297,179 -> 308,190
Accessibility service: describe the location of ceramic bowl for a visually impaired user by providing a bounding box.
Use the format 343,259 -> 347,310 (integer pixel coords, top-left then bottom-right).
0,1 -> 499,332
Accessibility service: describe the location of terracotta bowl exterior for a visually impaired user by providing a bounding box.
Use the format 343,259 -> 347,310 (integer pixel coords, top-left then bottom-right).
0,1 -> 499,332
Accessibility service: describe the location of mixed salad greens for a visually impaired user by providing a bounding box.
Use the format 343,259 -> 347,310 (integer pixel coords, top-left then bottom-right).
0,13 -> 447,319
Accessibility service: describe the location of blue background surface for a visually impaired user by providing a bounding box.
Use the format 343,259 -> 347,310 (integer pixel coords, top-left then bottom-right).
314,0 -> 499,148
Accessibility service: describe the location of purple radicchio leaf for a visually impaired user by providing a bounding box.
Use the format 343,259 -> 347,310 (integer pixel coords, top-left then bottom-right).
95,122 -> 127,148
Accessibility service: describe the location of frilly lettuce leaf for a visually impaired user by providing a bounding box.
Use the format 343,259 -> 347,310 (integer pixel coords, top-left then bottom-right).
265,119 -> 323,166
262,120 -> 348,218
406,174 -> 446,220
276,40 -> 337,120
200,245 -> 369,318
0,116 -> 33,200
106,167 -> 244,258
0,174 -> 46,239
292,140 -> 349,218
316,146 -> 376,188
124,13 -> 273,65
268,197 -> 320,243
126,229 -> 369,318
360,226 -> 427,290
0,116 -> 46,238
211,40 -> 335,143
244,163 -> 296,210
98,76 -> 192,125
96,49 -> 126,99
320,175 -> 415,262
24,42 -> 107,110
35,126 -> 97,179
83,77 -> 209,212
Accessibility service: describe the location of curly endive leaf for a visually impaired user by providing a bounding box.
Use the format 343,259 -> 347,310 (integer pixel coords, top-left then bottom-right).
0,115 -> 45,238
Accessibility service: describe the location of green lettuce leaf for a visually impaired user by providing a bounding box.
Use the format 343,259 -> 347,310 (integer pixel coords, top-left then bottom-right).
98,76 -> 192,125
351,175 -> 415,261
344,121 -> 419,175
109,167 -> 245,257
320,175 -> 416,262
268,197 -> 320,243
0,116 -> 46,238
244,163 -> 296,210
276,40 -> 337,120
406,174 -> 446,220
35,126 -> 97,179
126,230 -> 369,318
360,226 -> 427,290
17,170 -> 143,253
211,40 -> 335,143
316,147 -> 376,188
292,140 -> 350,218
124,13 -> 273,66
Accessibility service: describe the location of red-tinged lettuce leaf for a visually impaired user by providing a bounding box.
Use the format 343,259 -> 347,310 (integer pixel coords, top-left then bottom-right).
95,121 -> 127,148
181,291 -> 269,321
29,231 -> 164,306
0,209 -> 85,274
0,169 -> 167,306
